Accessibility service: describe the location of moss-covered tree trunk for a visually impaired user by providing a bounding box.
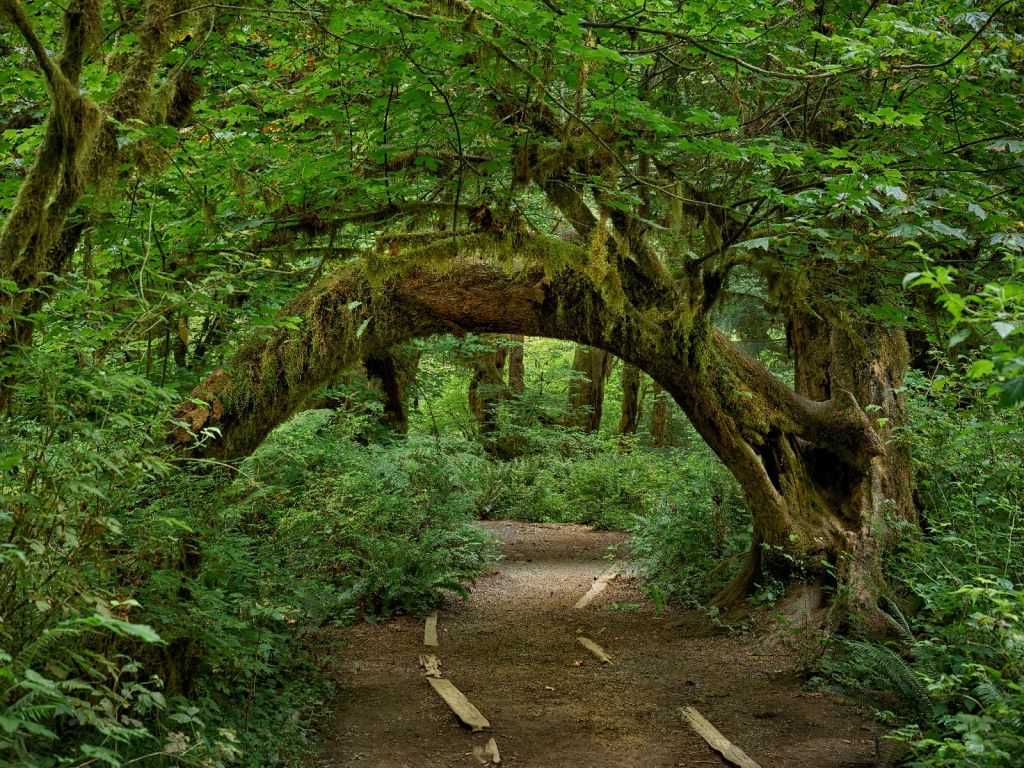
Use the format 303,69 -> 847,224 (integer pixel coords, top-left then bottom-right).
649,383 -> 668,447
617,364 -> 641,435
566,345 -> 613,433
171,248 -> 911,622
466,337 -> 509,436
507,335 -> 526,393
761,308 -> 916,626
364,345 -> 420,434
0,0 -> 207,405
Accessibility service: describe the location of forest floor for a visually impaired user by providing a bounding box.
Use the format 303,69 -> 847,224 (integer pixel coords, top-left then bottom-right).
315,521 -> 881,767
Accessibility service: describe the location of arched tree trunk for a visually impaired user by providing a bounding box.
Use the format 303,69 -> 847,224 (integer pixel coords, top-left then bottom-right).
507,335 -> 526,393
617,364 -> 641,435
171,244 -> 912,621
566,345 -> 613,433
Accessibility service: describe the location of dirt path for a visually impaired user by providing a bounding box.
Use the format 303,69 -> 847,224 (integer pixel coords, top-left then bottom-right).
317,521 -> 879,767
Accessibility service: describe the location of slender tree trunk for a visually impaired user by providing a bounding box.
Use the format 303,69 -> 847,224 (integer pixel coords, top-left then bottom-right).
306,345 -> 420,434
617,364 -> 641,435
507,334 -> 525,393
566,345 -> 614,433
466,337 -> 508,435
649,382 -> 668,447
364,345 -> 420,434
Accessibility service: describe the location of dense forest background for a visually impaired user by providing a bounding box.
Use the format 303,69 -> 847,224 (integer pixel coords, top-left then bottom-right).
1,0 -> 1022,766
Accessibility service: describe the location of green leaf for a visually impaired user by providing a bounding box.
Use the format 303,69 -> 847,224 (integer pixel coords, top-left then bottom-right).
992,322 -> 1015,339
967,359 -> 994,378
948,328 -> 970,347
998,377 -> 1024,408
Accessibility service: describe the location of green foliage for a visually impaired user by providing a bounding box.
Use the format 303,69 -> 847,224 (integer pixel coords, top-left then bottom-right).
0,344 -> 244,766
0,338 -> 496,767
908,256 -> 1024,408
240,410 -> 498,618
628,452 -> 749,607
3,0 -> 1024,764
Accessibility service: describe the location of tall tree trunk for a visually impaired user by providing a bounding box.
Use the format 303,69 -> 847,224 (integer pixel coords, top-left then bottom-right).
466,337 -> 508,435
171,249 -> 913,624
773,308 -> 915,626
617,364 -> 641,435
364,345 -> 420,434
566,345 -> 613,433
649,382 -> 668,447
507,335 -> 526,393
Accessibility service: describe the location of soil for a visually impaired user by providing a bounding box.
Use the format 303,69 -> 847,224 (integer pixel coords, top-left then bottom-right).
316,521 -> 881,767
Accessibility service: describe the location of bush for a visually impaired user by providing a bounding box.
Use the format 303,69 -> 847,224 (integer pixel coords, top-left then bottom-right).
628,449 -> 749,607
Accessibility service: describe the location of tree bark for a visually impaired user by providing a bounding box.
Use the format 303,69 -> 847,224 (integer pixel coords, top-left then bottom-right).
617,364 -> 641,435
171,241 -> 907,619
775,308 -> 916,627
507,335 -> 526,393
649,383 -> 669,447
466,338 -> 509,435
566,345 -> 614,433
364,345 -> 420,434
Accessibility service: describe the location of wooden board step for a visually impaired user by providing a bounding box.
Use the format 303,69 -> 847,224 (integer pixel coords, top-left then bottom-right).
418,654 -> 441,678
473,737 -> 501,764
427,677 -> 490,732
575,564 -> 621,609
577,636 -> 613,664
424,612 -> 438,646
680,706 -> 761,768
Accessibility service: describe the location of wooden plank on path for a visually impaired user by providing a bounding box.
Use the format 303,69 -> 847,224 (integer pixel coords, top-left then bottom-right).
577,636 -> 613,664
486,737 -> 501,764
424,612 -> 438,646
680,706 -> 761,768
575,564 -> 620,608
419,654 -> 441,677
473,738 -> 501,764
427,677 -> 490,732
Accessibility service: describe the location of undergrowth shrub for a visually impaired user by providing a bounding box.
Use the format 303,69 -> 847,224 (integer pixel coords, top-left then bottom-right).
628,450 -> 749,607
242,410 -> 498,618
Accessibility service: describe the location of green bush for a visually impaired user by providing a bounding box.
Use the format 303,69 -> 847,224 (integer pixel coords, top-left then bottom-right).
628,450 -> 749,607
247,414 -> 498,618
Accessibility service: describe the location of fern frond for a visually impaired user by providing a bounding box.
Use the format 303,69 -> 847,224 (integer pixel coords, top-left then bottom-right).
843,639 -> 932,716
4,624 -> 86,695
879,595 -> 916,649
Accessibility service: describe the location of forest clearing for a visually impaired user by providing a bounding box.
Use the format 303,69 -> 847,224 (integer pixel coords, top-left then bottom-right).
1,1 -> 1022,767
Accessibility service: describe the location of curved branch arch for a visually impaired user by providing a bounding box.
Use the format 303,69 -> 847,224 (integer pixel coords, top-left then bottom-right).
172,237 -> 907,612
